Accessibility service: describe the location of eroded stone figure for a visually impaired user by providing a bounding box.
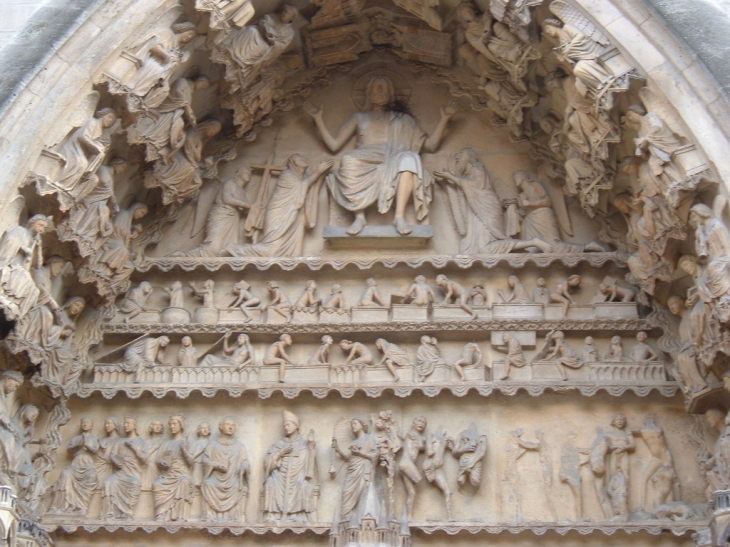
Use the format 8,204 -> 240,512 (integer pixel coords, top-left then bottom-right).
83,202 -> 148,295
190,279 -> 216,309
58,157 -> 125,256
597,278 -> 636,303
514,171 -> 603,253
503,428 -> 540,523
536,331 -> 582,380
590,414 -> 635,520
0,215 -> 48,320
101,416 -> 148,520
497,275 -> 530,304
666,296 -> 710,394
308,335 -> 333,366
452,424 -> 487,489
631,332 -> 658,362
416,336 -> 446,382
145,121 -> 222,205
404,275 -> 435,306
177,336 -> 198,367
689,203 -> 730,324
633,417 -> 679,513
226,156 -> 333,257
264,281 -> 292,322
295,280 -> 322,309
435,274 -> 477,319
375,338 -> 411,382
263,411 -> 318,522
163,281 -> 185,309
494,333 -> 526,380
228,280 -> 260,322
196,0 -> 254,31
435,149 -> 551,254
305,75 -> 456,235
179,167 -> 251,257
200,417 -> 250,522
532,277 -> 550,304
468,281 -> 488,306
118,281 -> 154,323
358,278 -> 386,307
152,415 -> 194,521
49,417 -> 100,514
704,409 -> 730,493
422,429 -> 453,520
623,105 -> 685,201
123,336 -> 170,381
332,417 -> 378,518
216,5 -> 297,91
51,109 -> 118,211
340,340 -> 374,368
452,342 -> 482,381
583,336 -> 598,363
120,23 -> 197,110
541,18 -> 614,94
550,274 -> 581,317
265,334 -> 294,382
323,284 -> 346,310
128,75 -> 211,164
604,336 -> 625,362
399,416 -> 427,519
202,332 -> 253,370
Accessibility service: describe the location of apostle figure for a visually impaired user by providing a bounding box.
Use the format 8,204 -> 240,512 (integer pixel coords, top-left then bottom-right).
263,411 -> 318,523
200,417 -> 250,522
152,415 -> 194,521
49,417 -> 100,514
226,155 -> 333,257
305,75 -> 457,235
101,416 -> 148,520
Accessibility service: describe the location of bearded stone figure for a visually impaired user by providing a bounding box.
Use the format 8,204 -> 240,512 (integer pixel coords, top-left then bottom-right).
305,75 -> 457,235
262,411 -> 318,523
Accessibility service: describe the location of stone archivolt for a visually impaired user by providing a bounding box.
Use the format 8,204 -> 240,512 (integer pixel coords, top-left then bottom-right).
0,1 -> 727,547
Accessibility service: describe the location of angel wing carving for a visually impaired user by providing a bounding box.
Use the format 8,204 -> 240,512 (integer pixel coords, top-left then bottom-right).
44,92 -> 100,150
549,0 -> 611,46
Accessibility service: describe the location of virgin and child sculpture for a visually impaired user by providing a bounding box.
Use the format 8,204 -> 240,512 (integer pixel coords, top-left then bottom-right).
304,75 -> 457,235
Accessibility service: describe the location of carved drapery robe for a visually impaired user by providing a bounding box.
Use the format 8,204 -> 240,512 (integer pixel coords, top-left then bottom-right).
60,166 -> 115,255
340,433 -> 378,517
326,111 -> 432,220
200,437 -> 249,521
263,433 -> 318,521
0,226 -> 40,319
50,433 -> 100,513
54,117 -> 106,207
102,436 -> 147,518
556,24 -> 612,91
416,342 -> 446,380
225,167 -> 314,258
519,180 -> 583,253
696,218 -> 730,309
636,112 -> 683,196
123,338 -> 166,372
227,14 -> 294,86
152,438 -> 194,521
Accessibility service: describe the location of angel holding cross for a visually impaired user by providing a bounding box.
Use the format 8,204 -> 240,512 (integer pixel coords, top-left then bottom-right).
225,154 -> 333,257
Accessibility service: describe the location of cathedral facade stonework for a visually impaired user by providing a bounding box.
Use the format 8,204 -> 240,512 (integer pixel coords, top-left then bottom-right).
0,2 -> 729,547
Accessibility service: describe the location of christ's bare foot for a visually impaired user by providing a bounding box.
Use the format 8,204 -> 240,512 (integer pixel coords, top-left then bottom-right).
346,215 -> 366,235
531,239 -> 552,253
395,216 -> 412,235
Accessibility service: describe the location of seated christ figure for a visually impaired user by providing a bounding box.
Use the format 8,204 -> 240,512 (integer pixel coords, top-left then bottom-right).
305,76 -> 456,235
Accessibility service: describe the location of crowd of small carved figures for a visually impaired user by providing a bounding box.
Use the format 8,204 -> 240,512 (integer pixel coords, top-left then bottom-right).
112,273 -> 638,324
0,0 -> 726,537
92,330 -> 662,385
42,409 -> 703,525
